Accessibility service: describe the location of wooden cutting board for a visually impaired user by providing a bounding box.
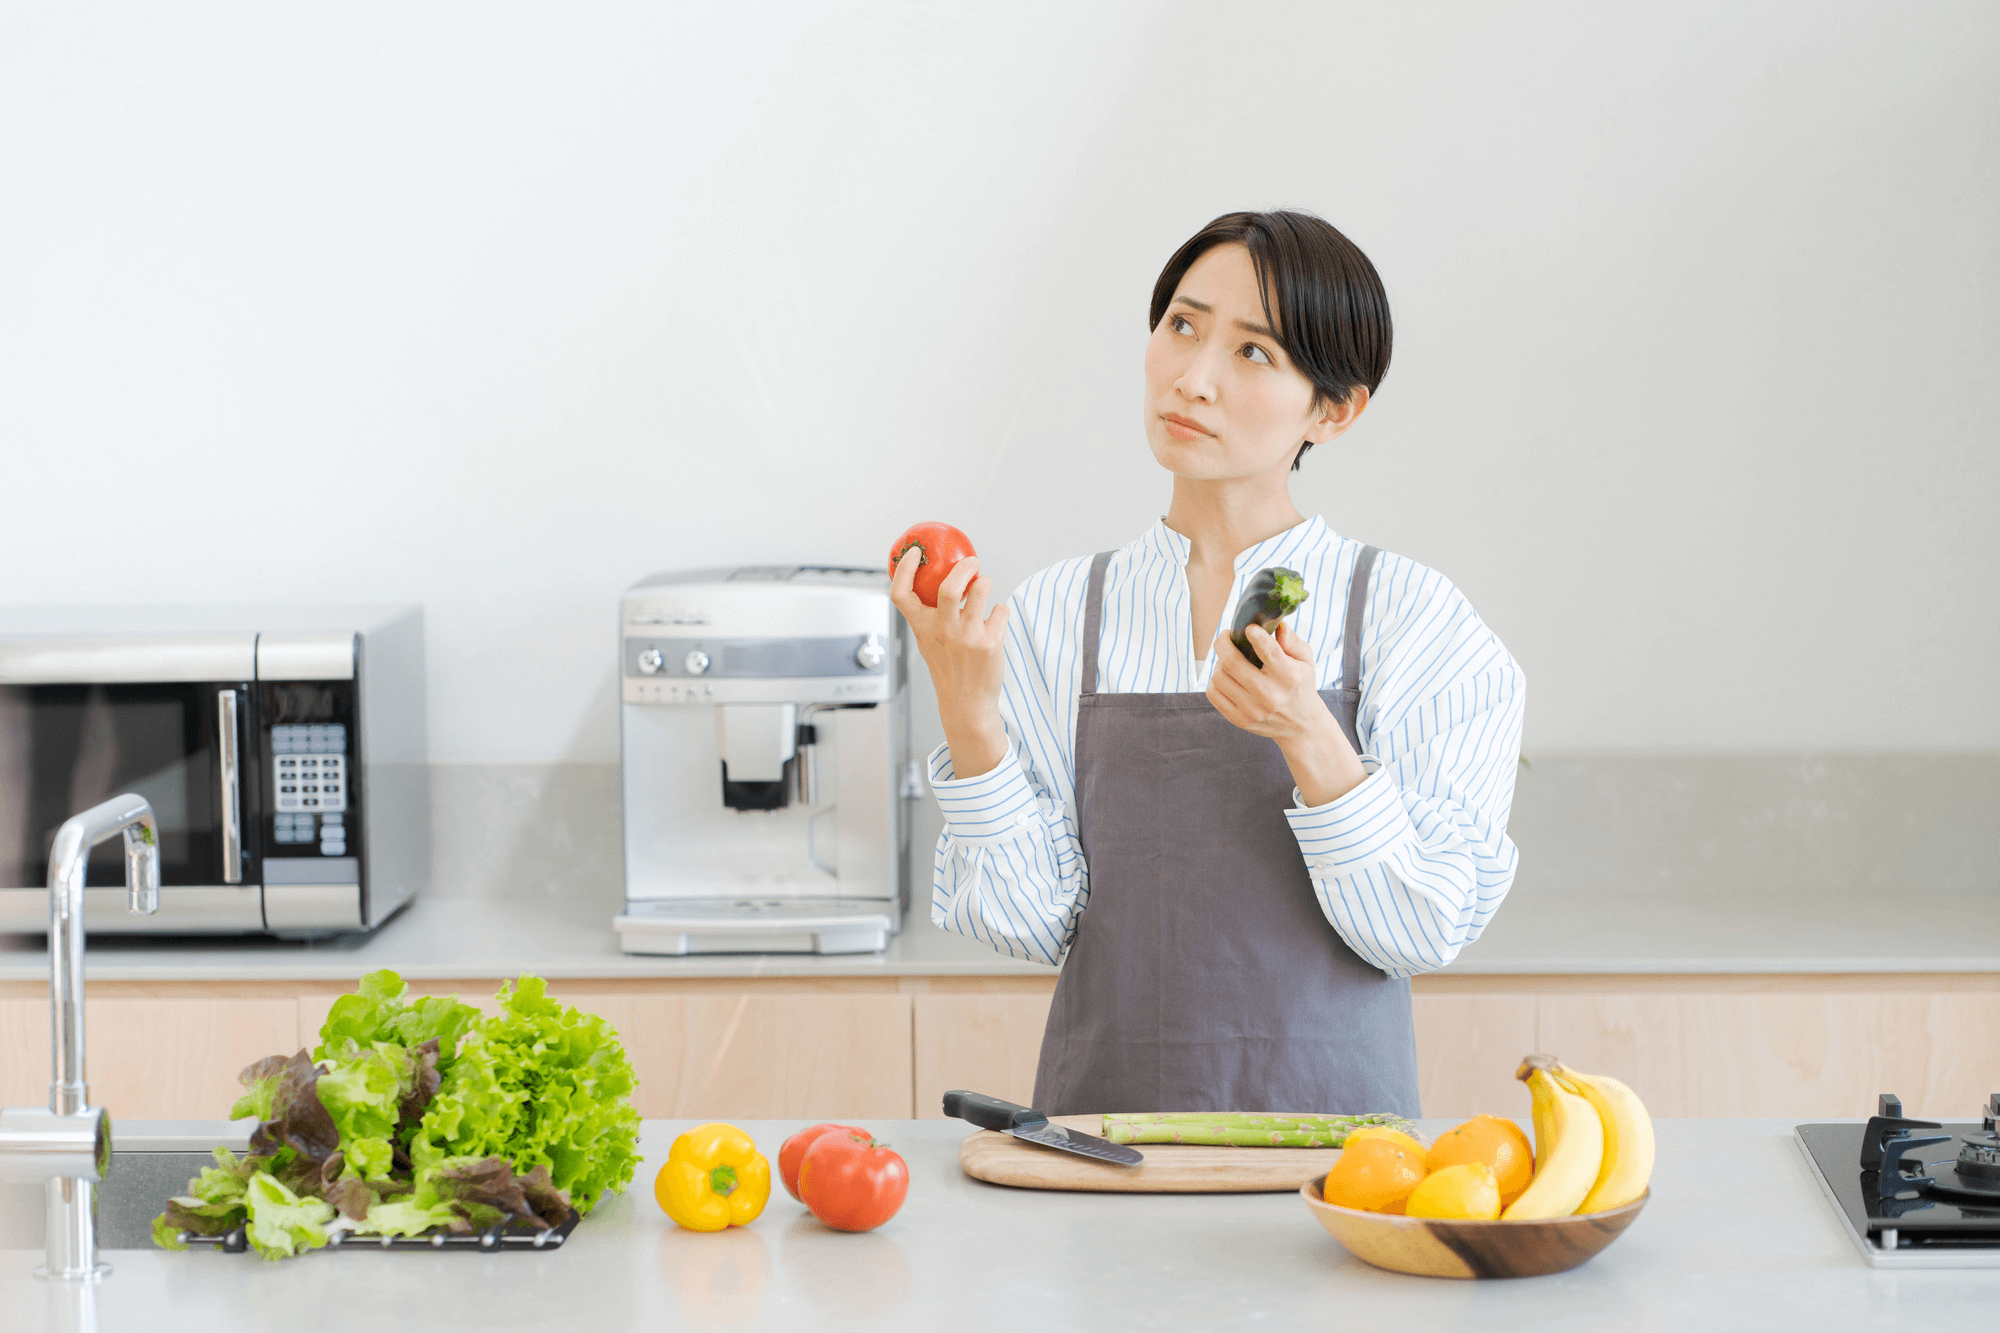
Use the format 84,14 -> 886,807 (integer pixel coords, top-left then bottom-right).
959,1115 -> 1343,1193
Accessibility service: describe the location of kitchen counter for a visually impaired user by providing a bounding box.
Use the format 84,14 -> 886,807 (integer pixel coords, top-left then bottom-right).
0,888 -> 1991,984
0,896 -> 1057,983
4,1117 -> 1993,1332
1449,888 -> 2000,974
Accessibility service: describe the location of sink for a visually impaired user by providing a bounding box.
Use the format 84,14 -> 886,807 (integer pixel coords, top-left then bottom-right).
0,1120 -> 250,1251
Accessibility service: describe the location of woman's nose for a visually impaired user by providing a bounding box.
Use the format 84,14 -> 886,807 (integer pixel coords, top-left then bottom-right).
1174,349 -> 1220,403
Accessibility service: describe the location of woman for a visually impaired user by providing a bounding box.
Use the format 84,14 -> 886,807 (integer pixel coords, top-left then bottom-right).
892,210 -> 1524,1118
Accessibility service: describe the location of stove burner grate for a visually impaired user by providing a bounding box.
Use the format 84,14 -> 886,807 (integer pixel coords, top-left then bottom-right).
1864,1093 -> 2000,1205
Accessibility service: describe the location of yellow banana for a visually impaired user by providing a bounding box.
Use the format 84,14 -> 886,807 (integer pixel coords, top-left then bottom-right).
1528,1070 -> 1558,1174
1555,1062 -> 1655,1213
1501,1056 -> 1604,1219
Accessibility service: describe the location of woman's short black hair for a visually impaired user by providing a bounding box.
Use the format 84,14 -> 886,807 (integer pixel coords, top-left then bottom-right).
1149,209 -> 1392,469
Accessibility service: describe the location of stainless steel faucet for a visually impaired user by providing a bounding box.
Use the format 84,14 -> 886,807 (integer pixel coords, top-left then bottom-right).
0,793 -> 159,1280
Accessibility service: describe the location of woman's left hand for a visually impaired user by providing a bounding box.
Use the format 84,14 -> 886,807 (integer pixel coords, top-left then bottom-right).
1207,620 -> 1368,807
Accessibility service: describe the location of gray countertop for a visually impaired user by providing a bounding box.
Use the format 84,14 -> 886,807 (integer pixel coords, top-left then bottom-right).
5,1117 -> 1994,1332
0,888 -> 1992,985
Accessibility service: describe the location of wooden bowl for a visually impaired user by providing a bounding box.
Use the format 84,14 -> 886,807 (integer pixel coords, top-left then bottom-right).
1300,1176 -> 1648,1279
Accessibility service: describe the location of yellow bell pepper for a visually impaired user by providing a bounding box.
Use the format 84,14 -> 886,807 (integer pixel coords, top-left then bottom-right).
656,1123 -> 771,1231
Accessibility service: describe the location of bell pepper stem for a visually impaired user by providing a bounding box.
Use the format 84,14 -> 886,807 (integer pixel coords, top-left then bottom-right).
709,1165 -> 738,1196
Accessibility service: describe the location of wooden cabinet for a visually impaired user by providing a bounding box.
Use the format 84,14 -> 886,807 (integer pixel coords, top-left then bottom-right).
562,992 -> 913,1120
0,997 -> 299,1120
912,993 -> 1053,1118
1411,991 -> 1538,1122
1534,982 -> 2000,1119
4,973 -> 1993,1121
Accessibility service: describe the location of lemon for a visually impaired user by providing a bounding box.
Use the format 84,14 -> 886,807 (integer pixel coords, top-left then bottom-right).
1341,1126 -> 1427,1158
1404,1162 -> 1502,1220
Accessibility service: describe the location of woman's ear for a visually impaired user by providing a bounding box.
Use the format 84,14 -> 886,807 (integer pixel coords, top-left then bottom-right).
1305,385 -> 1369,446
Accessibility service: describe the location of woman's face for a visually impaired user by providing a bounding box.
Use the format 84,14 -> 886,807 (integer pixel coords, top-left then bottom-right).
1142,242 -> 1360,482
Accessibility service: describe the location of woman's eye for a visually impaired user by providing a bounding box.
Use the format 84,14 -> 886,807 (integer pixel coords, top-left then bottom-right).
1241,343 -> 1272,365
1170,315 -> 1194,336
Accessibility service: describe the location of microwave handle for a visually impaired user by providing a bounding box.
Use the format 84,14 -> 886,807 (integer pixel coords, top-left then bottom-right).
217,689 -> 242,884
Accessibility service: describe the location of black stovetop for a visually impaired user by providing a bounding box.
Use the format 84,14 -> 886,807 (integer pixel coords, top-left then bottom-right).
1797,1097 -> 2000,1253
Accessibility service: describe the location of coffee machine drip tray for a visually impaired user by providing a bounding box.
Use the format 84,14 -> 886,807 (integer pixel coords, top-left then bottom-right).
614,898 -> 896,956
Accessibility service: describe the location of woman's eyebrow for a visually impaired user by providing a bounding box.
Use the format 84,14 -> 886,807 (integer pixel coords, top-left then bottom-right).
1173,296 -> 1276,339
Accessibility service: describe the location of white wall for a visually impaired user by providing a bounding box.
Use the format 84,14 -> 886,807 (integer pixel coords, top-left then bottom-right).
2,1 -> 1994,763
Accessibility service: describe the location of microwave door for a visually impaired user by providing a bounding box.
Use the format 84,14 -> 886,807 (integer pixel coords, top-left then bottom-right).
0,681 -> 256,891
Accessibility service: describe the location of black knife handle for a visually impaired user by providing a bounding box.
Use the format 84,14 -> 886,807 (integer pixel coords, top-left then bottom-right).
942,1089 -> 1040,1130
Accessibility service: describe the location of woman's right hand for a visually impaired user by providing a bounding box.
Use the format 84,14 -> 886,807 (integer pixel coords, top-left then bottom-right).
891,546 -> 1012,780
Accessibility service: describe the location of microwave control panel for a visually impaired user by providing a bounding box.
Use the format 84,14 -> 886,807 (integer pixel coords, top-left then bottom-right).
268,719 -> 350,858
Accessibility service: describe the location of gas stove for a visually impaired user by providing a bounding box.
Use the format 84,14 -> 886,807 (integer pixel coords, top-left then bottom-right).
1795,1093 -> 2000,1268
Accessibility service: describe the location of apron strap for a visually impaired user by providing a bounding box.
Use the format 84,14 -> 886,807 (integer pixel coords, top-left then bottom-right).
1080,550 -> 1115,697
1336,546 -> 1381,751
1341,545 -> 1380,693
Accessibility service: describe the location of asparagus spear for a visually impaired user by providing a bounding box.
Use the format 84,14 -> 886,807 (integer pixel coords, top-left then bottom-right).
1100,1112 -> 1416,1147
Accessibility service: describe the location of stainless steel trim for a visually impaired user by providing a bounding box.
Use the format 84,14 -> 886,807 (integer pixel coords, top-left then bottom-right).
263,856 -> 358,885
255,631 -> 357,682
0,1109 -> 109,1185
0,634 -> 256,684
262,882 -> 362,933
217,690 -> 241,884
112,1120 -> 254,1153
0,887 -> 265,934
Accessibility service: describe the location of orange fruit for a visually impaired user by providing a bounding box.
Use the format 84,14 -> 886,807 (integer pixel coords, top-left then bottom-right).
1405,1163 -> 1501,1219
1320,1138 -> 1426,1213
1424,1114 -> 1534,1207
1341,1126 -> 1427,1158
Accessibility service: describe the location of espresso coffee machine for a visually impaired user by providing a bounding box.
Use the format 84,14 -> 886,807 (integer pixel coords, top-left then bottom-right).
615,566 -> 914,954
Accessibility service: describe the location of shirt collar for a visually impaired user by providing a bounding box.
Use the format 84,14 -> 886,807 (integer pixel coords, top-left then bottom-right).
1138,514 -> 1329,574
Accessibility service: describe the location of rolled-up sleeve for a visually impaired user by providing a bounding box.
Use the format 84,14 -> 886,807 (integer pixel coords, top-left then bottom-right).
1286,651 -> 1526,978
928,743 -> 1085,965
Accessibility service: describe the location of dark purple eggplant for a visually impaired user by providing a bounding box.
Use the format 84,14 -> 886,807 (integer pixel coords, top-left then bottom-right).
1229,567 -> 1309,668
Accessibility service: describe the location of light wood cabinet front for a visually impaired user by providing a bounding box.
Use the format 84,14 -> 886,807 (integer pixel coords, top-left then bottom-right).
1411,992 -> 1537,1122
305,984 -> 917,1120
1536,988 -> 2000,1120
0,998 -> 299,1120
559,993 -> 914,1121
912,994 -> 1053,1118
6,973 -> 1993,1122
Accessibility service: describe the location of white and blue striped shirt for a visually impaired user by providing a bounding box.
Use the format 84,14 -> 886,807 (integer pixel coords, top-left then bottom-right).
927,515 -> 1526,979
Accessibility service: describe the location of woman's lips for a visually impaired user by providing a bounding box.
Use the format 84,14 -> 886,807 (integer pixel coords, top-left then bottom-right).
1161,412 -> 1213,441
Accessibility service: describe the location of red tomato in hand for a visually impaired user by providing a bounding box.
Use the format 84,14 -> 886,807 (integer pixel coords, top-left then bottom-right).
777,1123 -> 869,1203
889,522 -> 976,608
797,1130 -> 909,1232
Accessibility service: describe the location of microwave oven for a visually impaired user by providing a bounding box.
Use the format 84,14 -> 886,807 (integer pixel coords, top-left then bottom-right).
0,604 -> 427,938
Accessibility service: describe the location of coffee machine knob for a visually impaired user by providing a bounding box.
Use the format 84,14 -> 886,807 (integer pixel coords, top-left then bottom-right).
636,648 -> 665,675
684,649 -> 712,675
854,634 -> 885,670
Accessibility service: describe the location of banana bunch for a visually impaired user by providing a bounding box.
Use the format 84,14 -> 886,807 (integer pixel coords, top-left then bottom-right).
1501,1055 -> 1655,1219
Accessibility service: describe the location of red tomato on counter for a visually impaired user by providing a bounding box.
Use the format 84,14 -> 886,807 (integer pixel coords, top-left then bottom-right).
778,1123 -> 870,1202
798,1130 -> 909,1232
889,522 -> 976,608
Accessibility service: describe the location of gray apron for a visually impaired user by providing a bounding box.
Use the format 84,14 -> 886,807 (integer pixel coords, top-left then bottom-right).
1031,545 -> 1422,1118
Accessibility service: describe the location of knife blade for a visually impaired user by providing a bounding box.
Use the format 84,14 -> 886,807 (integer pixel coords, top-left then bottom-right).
942,1089 -> 1144,1166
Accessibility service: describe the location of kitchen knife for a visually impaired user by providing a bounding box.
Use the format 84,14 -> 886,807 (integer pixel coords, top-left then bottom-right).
942,1090 -> 1144,1166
